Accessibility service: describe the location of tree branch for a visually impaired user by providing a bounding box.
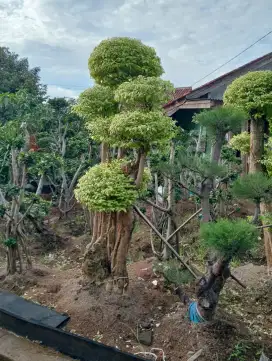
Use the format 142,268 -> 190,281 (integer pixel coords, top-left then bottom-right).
68,155 -> 86,193
145,199 -> 170,213
161,171 -> 201,198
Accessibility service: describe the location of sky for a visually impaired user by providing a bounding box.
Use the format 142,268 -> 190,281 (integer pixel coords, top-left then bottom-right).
0,0 -> 272,98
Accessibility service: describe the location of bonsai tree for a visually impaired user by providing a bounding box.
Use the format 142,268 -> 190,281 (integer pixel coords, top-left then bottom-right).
224,71 -> 272,173
193,106 -> 247,221
176,219 -> 258,322
193,105 -> 247,163
232,172 -> 272,224
74,38 -> 176,294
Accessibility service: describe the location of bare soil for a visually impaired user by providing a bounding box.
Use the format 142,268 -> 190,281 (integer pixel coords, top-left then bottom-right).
0,209 -> 272,361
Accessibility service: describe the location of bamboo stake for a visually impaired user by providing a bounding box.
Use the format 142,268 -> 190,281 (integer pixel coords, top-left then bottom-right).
166,208 -> 202,243
134,205 -> 198,278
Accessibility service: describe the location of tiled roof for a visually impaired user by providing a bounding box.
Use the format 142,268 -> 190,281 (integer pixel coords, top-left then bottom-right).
164,52 -> 272,107
191,52 -> 272,94
164,87 -> 192,108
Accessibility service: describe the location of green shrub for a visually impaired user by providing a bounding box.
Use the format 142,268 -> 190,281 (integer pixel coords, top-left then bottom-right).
153,259 -> 194,285
200,219 -> 258,259
3,238 -> 17,248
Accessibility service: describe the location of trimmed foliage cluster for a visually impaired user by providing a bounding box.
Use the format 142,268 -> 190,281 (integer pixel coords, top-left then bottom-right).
115,76 -> 174,111
224,71 -> 272,116
110,110 -> 176,150
73,85 -> 117,120
229,132 -> 250,155
75,160 -> 150,212
88,37 -> 164,87
200,219 -> 258,259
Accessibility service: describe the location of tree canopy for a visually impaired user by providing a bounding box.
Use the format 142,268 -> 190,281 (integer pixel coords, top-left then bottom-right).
193,105 -> 247,138
224,71 -> 272,117
0,47 -> 45,96
200,219 -> 258,259
88,37 -> 164,87
232,172 -> 272,203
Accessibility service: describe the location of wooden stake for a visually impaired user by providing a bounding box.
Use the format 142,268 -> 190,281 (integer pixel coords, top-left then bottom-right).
134,205 -> 198,278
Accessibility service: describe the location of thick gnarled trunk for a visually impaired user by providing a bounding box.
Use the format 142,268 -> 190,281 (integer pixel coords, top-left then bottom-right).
83,210 -> 133,294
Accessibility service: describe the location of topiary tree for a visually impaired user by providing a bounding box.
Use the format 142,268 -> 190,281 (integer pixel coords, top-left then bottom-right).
232,172 -> 272,224
88,38 -> 163,88
224,71 -> 272,173
74,38 -> 175,293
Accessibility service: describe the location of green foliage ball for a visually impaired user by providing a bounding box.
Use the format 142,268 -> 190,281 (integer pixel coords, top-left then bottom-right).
115,76 -> 174,111
229,132 -> 250,155
73,85 -> 117,121
110,110 -> 176,150
88,37 -> 164,87
200,219 -> 258,258
75,160 -> 138,212
224,71 -> 272,116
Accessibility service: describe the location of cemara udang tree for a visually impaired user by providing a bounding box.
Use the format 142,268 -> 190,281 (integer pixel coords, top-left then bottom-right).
74,37 -> 176,294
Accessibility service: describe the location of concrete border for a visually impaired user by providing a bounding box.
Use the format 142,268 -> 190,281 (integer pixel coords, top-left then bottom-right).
0,308 -> 144,361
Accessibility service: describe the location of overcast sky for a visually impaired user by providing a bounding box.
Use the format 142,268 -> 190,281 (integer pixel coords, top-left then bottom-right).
0,0 -> 271,98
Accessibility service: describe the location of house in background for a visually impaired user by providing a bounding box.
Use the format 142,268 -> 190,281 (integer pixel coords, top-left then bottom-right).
164,52 -> 272,132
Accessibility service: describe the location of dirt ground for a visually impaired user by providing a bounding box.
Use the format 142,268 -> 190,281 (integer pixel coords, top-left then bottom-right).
0,211 -> 272,361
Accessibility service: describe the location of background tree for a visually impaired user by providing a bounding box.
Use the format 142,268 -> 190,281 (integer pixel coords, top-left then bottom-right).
232,172 -> 272,224
224,71 -> 272,173
193,106 -> 247,221
224,71 -> 272,271
0,47 -> 46,124
44,98 -> 94,217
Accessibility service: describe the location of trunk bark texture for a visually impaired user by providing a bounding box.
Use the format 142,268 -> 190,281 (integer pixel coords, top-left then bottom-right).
249,116 -> 264,173
101,143 -> 109,163
200,179 -> 213,223
241,120 -> 249,175
260,202 -> 272,273
82,210 -> 133,294
196,258 -> 231,320
163,143 -> 174,259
